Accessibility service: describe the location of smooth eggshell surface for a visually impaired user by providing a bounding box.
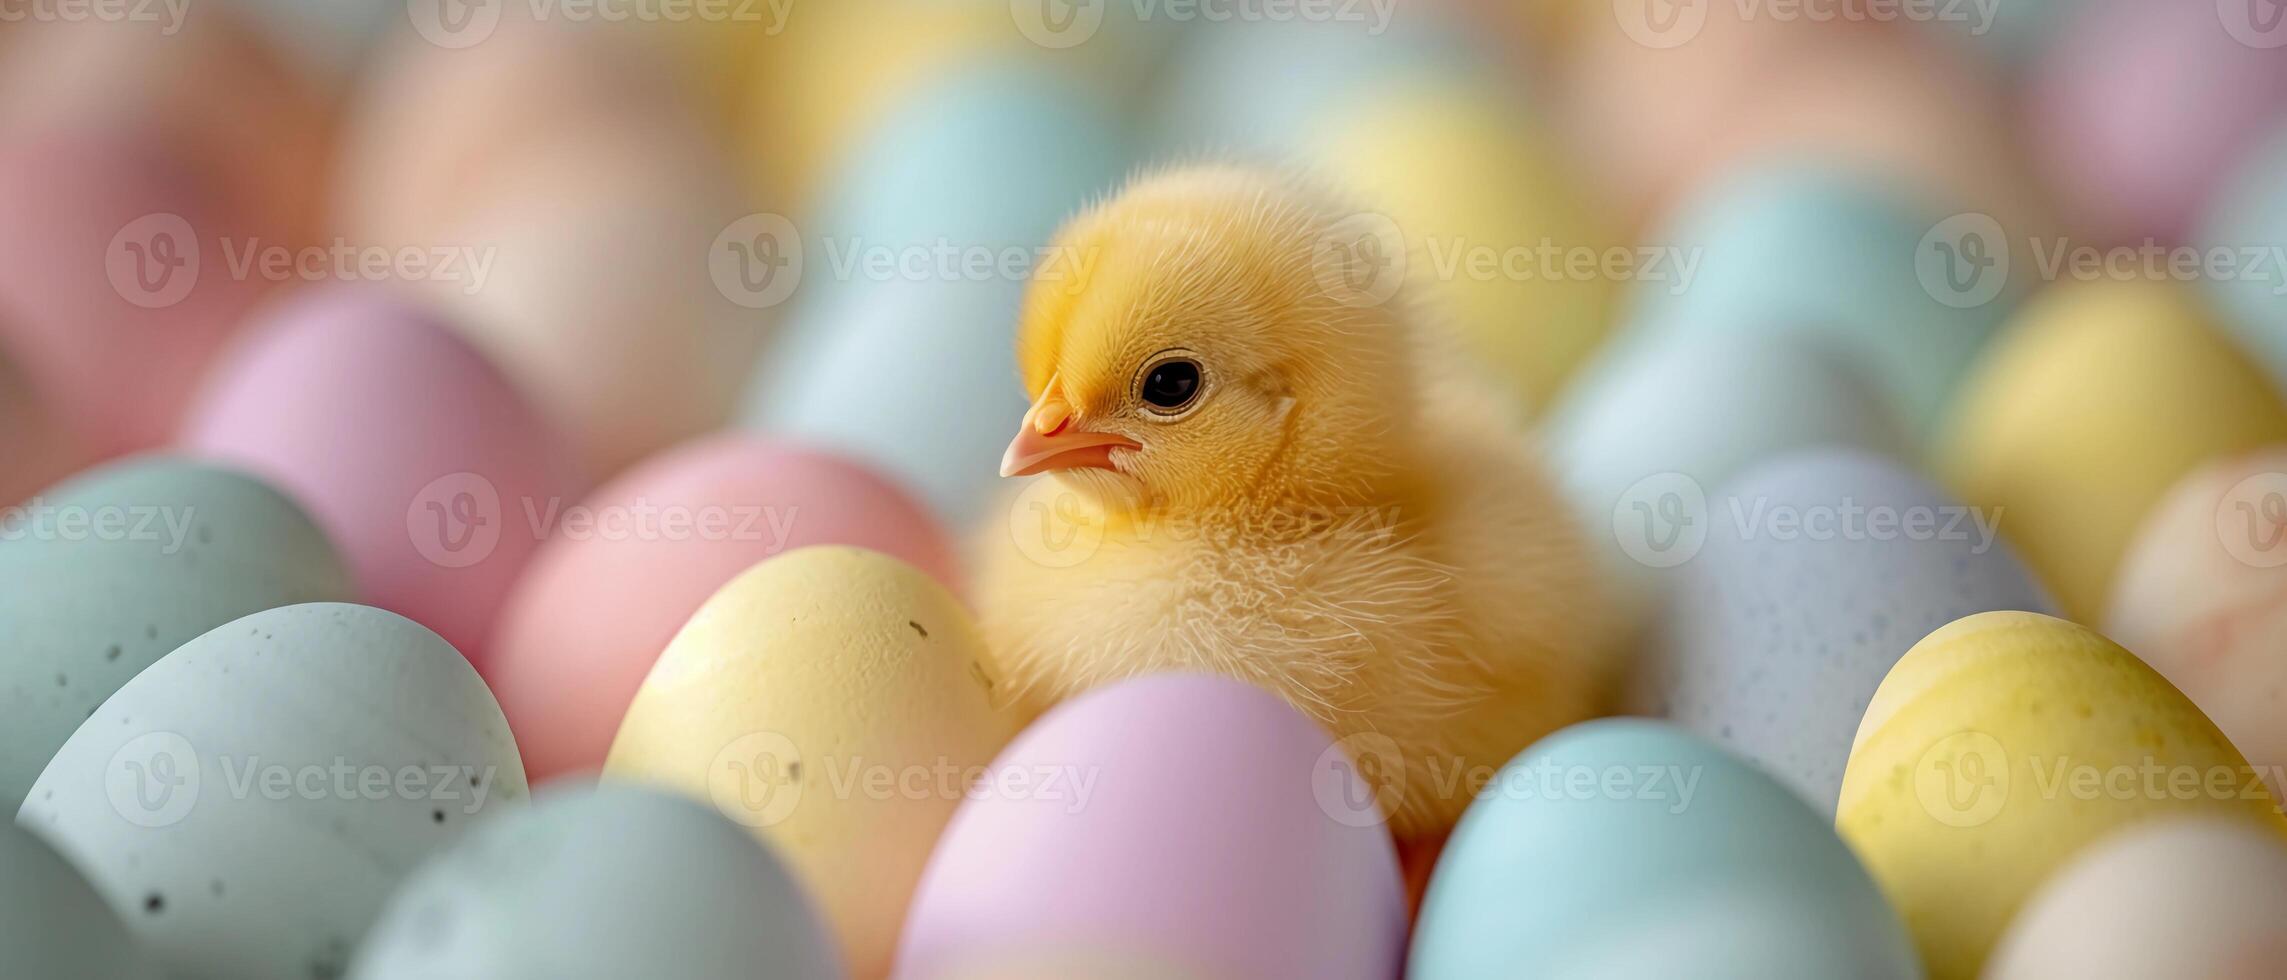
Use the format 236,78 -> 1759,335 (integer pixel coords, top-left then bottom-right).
1937,277 -> 2287,622
0,134 -> 271,454
1547,327 -> 1911,623
17,603 -> 529,980
0,456 -> 355,805
1985,817 -> 2287,980
0,341 -> 84,506
0,821 -> 160,980
1838,611 -> 2284,980
746,62 -> 1127,524
2030,0 -> 2287,246
1640,448 -> 2054,815
1309,73 -> 1615,413
488,436 -> 959,782
2107,449 -> 2287,800
347,783 -> 841,980
178,286 -> 581,665
896,674 -> 1406,980
2200,121 -> 2287,390
1411,719 -> 1916,980
343,16 -> 765,476
1633,162 -> 2013,435
605,546 -> 1020,978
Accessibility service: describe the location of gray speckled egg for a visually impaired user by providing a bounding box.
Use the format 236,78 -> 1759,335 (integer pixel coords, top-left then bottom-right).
0,455 -> 355,805
1634,448 -> 2055,815
349,782 -> 842,980
1,820 -> 160,979
15,602 -> 527,980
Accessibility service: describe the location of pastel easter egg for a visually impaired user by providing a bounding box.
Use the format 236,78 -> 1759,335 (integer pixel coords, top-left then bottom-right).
896,675 -> 1405,980
0,134 -> 272,454
1412,719 -> 1916,980
1308,73 -> 1617,412
343,18 -> 765,476
0,456 -> 354,805
0,341 -> 83,506
0,8 -> 331,245
1985,818 -> 2287,980
2199,120 -> 2287,389
1640,448 -> 2054,815
1837,611 -> 2285,980
1937,277 -> 2287,622
488,437 -> 959,782
1635,162 -> 2014,435
605,547 -> 1021,978
17,603 -> 530,980
347,783 -> 841,980
178,286 -> 582,665
2030,0 -> 2287,246
746,62 -> 1128,523
1,821 -> 160,980
1546,328 -> 1911,623
2107,449 -> 2287,799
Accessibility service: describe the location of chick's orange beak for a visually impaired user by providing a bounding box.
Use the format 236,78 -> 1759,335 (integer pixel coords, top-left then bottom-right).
1000,390 -> 1139,478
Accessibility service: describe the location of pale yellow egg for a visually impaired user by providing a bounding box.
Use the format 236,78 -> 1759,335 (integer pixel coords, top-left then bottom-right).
1937,278 -> 2287,622
605,546 -> 1021,979
1310,73 -> 1618,413
1838,611 -> 2285,980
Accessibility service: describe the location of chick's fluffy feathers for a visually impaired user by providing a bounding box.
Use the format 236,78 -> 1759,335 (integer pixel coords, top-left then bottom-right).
979,165 -> 1615,838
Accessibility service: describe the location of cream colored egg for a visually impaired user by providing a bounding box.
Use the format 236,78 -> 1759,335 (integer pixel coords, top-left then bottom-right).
605,546 -> 1020,979
1938,278 -> 2287,622
1985,817 -> 2287,980
1310,73 -> 1616,412
2108,448 -> 2287,801
1838,611 -> 2284,980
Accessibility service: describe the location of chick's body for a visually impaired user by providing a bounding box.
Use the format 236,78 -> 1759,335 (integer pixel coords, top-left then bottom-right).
977,166 -> 1616,838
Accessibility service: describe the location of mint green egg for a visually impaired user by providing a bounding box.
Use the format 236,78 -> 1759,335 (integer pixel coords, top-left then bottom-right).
2200,121 -> 2287,394
0,456 -> 354,805
1,821 -> 160,980
1410,720 -> 1918,980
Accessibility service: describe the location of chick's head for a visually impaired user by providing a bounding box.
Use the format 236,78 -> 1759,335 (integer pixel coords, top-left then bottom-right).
1002,165 -> 1420,515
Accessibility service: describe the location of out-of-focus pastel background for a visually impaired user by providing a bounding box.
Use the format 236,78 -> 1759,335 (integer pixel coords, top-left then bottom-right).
8,1 -> 2287,979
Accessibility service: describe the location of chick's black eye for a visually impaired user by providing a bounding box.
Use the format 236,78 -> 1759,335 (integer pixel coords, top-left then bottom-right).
1140,358 -> 1202,413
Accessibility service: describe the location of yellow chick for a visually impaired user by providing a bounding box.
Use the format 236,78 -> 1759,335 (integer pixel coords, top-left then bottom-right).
976,165 -> 1617,839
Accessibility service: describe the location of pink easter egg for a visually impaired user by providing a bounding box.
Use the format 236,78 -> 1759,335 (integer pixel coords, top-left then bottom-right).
487,436 -> 960,780
177,285 -> 581,665
2031,0 -> 2287,246
0,134 -> 271,455
0,339 -> 85,507
895,674 -> 1406,980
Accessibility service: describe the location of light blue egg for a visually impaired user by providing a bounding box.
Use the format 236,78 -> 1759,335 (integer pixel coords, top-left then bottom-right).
745,59 -> 1130,523
1410,720 -> 1919,980
2200,121 -> 2287,393
1146,13 -> 1490,161
1,822 -> 160,980
1638,448 -> 2056,816
1544,328 -> 1910,622
0,456 -> 354,806
349,783 -> 840,980
1637,163 -> 2015,436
